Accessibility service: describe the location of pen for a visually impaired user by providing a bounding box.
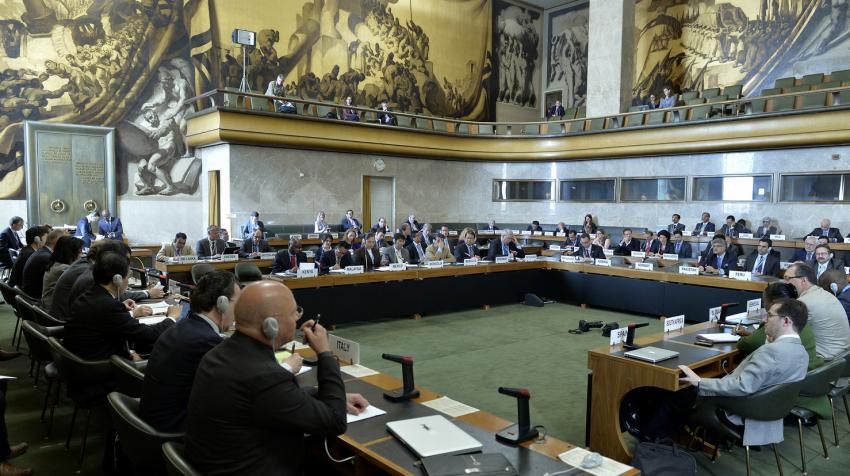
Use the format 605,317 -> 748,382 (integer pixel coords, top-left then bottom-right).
303,314 -> 320,344
290,341 -> 296,354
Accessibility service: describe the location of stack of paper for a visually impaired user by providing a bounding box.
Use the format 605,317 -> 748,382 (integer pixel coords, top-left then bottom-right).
145,301 -> 170,315
696,333 -> 740,343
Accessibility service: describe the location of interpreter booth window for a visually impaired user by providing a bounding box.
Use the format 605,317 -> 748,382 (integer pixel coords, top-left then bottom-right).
492,180 -> 555,202
620,178 -> 685,202
779,173 -> 848,202
692,175 -> 772,202
558,179 -> 616,202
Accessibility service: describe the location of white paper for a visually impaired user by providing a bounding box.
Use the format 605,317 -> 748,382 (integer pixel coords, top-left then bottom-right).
421,396 -> 479,417
144,301 -> 170,315
0,376 -> 17,380
630,251 -> 646,258
696,333 -> 740,343
346,405 -> 387,423
558,448 -> 632,476
139,315 -> 170,325
282,340 -> 311,351
340,364 -> 379,377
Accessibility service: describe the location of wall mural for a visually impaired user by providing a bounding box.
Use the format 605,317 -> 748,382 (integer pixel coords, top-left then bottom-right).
546,1 -> 588,110
633,0 -> 850,104
493,0 -> 541,109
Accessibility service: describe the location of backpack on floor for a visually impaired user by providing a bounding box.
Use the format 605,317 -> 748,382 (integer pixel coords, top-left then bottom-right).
631,440 -> 697,476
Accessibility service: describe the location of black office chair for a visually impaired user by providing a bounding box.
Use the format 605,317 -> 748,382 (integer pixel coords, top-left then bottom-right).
110,355 -> 147,398
162,441 -> 201,476
30,304 -> 65,326
687,379 -> 804,476
47,336 -> 113,469
827,351 -> 850,445
234,262 -> 263,284
107,392 -> 184,475
13,293 -> 41,352
789,358 -> 846,474
20,322 -> 65,434
191,263 -> 215,284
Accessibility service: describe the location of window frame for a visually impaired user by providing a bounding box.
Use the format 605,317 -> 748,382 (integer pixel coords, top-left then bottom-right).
491,179 -> 556,202
778,171 -> 849,203
557,178 -> 617,203
619,176 -> 687,203
691,174 -> 774,203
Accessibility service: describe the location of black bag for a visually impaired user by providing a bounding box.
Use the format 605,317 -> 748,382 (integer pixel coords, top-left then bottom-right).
631,440 -> 696,476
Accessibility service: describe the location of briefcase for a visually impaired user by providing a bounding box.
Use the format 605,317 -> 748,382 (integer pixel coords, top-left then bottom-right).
631,440 -> 696,476
422,453 -> 517,476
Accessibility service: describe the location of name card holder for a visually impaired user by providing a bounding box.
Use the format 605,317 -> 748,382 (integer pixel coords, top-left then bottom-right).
524,254 -> 538,261
747,298 -> 762,312
328,334 -> 360,365
304,250 -> 315,258
448,230 -> 458,236
532,231 -> 543,236
307,233 -> 320,240
779,261 -> 792,270
463,258 -> 478,266
709,306 -> 721,323
845,266 -> 850,275
573,246 -> 581,253
662,253 -> 679,260
630,251 -> 646,258
260,252 -> 277,259
495,256 -> 510,264
610,327 -> 629,345
603,249 -> 614,257
221,254 -> 238,262
512,230 -> 521,234
549,245 -> 562,251
344,266 -> 365,275
729,270 -> 752,281
738,233 -> 754,239
844,237 -> 850,244
635,262 -> 654,271
588,233 -> 597,239
594,259 -> 612,267
426,260 -> 444,268
556,232 -> 566,237
680,266 -> 699,275
477,230 -> 488,235
561,255 -> 579,263
179,255 -> 197,264
289,234 -> 302,240
664,315 -> 686,333
297,267 -> 317,278
545,232 -> 555,236
521,230 -> 532,236
389,263 -> 406,271
770,234 -> 786,241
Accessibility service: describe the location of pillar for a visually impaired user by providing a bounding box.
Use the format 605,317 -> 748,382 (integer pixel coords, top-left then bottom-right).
586,0 -> 635,117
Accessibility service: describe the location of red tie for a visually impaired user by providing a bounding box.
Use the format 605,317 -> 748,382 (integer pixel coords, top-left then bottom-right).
290,256 -> 296,268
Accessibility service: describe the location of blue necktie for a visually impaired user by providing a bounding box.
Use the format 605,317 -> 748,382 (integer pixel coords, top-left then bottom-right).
503,244 -> 509,255
675,243 -> 681,254
717,256 -> 723,269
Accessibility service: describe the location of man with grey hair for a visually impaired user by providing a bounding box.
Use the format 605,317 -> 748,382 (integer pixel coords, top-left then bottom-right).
487,230 -> 525,261
755,217 -> 777,238
421,223 -> 434,246
265,73 -> 296,113
784,262 -> 850,360
809,218 -> 842,243
698,238 -> 738,275
195,225 -> 227,258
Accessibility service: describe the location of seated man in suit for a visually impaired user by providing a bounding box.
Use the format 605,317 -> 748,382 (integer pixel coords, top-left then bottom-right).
377,100 -> 397,125
156,232 -> 196,261
572,233 -> 604,261
667,214 -> 685,234
420,223 -> 435,247
21,229 -> 64,298
381,233 -> 412,265
561,229 -> 580,249
398,223 -> 414,247
184,281 -> 367,475
404,214 -> 421,233
220,229 -> 237,248
548,99 -> 565,118
818,269 -> 850,320
641,230 -> 657,255
670,230 -> 692,259
485,219 -> 500,232
646,298 -> 809,444
809,218 -> 842,243
453,230 -> 479,262
439,225 -> 455,254
319,241 -> 353,274
756,216 -> 777,238
719,215 -> 741,237
792,236 -> 818,263
744,238 -> 780,277
140,270 -> 244,432
785,262 -> 850,360
526,220 -> 543,232
698,238 -> 739,275
692,212 -> 715,236
195,225 -> 227,258
241,211 -> 264,240
340,209 -> 361,233
487,231 -> 525,261
239,228 -> 270,258
425,234 -> 456,262
369,217 -> 389,234
271,240 -> 309,274
0,216 -> 24,268
353,234 -> 381,270
554,222 -> 569,235
810,244 -> 845,279
8,226 -> 48,289
74,211 -> 99,248
97,209 -> 123,241
405,231 -> 428,264
614,228 -> 641,256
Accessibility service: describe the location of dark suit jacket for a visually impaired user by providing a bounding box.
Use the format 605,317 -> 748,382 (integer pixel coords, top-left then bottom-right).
453,243 -> 479,261
641,239 -> 657,254
671,241 -> 693,259
667,223 -> 685,234
140,313 -> 222,433
756,225 -> 777,238
0,226 -> 22,266
195,238 -> 228,257
652,241 -> 675,255
487,240 -> 525,261
809,227 -> 842,242
352,247 -> 381,270
74,217 -> 96,247
69,269 -> 146,310
185,332 -> 346,476
271,250 -> 309,274
404,220 -> 421,232
319,251 -> 353,274
369,224 -> 388,234
809,258 -> 846,275
744,252 -> 781,277
572,244 -> 605,260
405,241 -> 428,264
837,286 -> 850,319
791,248 -> 814,263
614,239 -> 641,256
97,217 -> 123,240
719,224 -> 741,237
549,105 -> 565,118
561,237 -> 580,248
692,221 -> 716,235
699,252 -> 739,274
21,246 -> 51,298
8,246 -> 35,289
239,239 -> 270,258
486,226 -> 501,232
340,217 -> 361,231
377,109 -> 396,125
525,225 -> 543,232
242,220 -> 265,239
50,257 -> 90,319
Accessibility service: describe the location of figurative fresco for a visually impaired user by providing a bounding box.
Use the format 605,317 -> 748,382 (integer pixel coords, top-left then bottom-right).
493,0 -> 541,109
546,1 -> 588,109
633,0 -> 850,104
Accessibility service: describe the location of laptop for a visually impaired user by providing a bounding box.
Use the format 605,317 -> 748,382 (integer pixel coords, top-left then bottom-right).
386,415 -> 483,458
624,346 -> 679,363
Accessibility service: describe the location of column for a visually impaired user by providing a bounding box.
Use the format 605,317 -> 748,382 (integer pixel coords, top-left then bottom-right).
586,0 -> 635,117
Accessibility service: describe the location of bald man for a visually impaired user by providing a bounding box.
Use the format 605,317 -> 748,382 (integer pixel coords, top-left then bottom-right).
185,281 -> 368,475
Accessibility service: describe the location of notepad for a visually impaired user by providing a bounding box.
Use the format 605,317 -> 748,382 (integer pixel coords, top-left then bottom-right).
346,405 -> 386,423
144,301 -> 170,315
421,396 -> 479,417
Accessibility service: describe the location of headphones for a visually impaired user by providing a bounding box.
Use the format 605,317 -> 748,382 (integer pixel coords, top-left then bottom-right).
112,273 -> 124,292
830,282 -> 839,296
216,295 -> 230,315
33,235 -> 42,245
262,317 -> 279,346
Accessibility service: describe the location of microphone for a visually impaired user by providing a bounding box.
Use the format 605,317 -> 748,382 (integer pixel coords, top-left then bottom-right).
382,353 -> 420,402
718,303 -> 741,327
495,387 -> 538,444
623,322 -> 650,350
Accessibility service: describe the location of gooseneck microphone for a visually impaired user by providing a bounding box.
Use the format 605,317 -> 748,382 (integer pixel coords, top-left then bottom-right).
623,322 -> 650,350
495,387 -> 538,444
382,353 -> 420,402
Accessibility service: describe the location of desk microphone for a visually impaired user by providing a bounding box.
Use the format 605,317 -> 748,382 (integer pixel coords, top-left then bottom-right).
382,353 -> 420,402
495,387 -> 538,444
718,302 -> 740,327
623,322 -> 650,350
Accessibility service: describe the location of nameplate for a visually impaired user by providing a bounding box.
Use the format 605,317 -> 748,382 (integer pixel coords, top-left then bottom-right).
556,232 -> 566,237
307,233 -> 320,240
561,255 -> 580,263
845,237 -> 850,244
573,246 -> 581,253
846,266 -> 850,275
747,298 -> 762,312
738,233 -> 754,239
260,252 -> 277,259
289,234 -> 302,241
179,255 -> 197,264
533,231 -> 543,236
329,233 -> 338,238
221,254 -> 239,262
477,230 -> 488,235
463,259 -> 478,266
609,327 -> 629,346
512,230 -> 521,234
328,334 -> 360,365
635,262 -> 654,271
664,315 -> 686,333
495,256 -> 510,264
588,233 -> 597,239
521,230 -> 532,235
679,266 -> 699,275
630,251 -> 646,258
545,232 -> 555,236
779,261 -> 792,270
662,253 -> 680,260
344,266 -> 364,274
296,267 -> 317,278
389,263 -> 406,271
709,306 -> 721,323
603,249 -> 614,256
524,254 -> 538,261
729,270 -> 752,281
770,234 -> 785,241
426,260 -> 444,268
594,259 -> 611,267
549,245 -> 562,251
448,231 -> 458,236
304,250 -> 315,258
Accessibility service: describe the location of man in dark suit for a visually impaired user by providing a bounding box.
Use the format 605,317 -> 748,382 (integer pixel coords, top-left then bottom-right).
641,230 -> 658,255
382,233 -> 412,265
8,226 -> 48,289
439,226 -> 455,255
97,209 -> 123,241
340,209 -> 361,233
809,218 -> 842,243
548,99 -> 566,119
68,242 -> 162,310
319,241 -> 353,274
51,240 -> 125,320
195,225 -> 227,258
0,216 -> 24,267
21,229 -> 64,298
755,217 -> 777,238
241,211 -> 264,240
487,232 -> 525,261
404,214 -> 421,233
692,212 -> 716,236
377,100 -> 397,125
353,234 -> 381,270
453,230 -> 480,262
271,240 -> 309,274
398,223 -> 414,247
667,214 -> 685,234
185,281 -> 367,475
486,219 -> 500,232
526,220 -> 543,232
810,244 -> 846,279
421,223 -> 435,247
369,217 -> 388,234
792,236 -> 818,263
140,270 -> 241,433
614,228 -> 641,256
572,233 -> 605,260
743,238 -> 781,277
719,215 -> 741,237
671,230 -> 692,259
239,229 -> 270,258
405,231 -> 428,264
74,212 -> 99,248
561,229 -> 580,248
698,238 -> 739,275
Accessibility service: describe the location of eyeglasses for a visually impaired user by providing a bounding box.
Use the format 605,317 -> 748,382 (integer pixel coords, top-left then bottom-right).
766,312 -> 788,321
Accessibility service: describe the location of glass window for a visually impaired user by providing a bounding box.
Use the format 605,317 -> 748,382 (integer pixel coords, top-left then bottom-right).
621,178 -> 685,201
559,179 -> 616,202
780,174 -> 849,202
692,175 -> 772,201
492,180 -> 554,201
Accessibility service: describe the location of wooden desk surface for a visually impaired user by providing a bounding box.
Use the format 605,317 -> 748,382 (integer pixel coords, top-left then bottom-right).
153,258 -> 274,273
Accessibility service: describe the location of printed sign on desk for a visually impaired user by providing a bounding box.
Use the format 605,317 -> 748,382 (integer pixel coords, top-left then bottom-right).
297,267 -> 317,278
289,234 -> 302,241
344,266 -> 364,274
495,256 -> 510,264
594,259 -> 611,267
426,260 -> 444,268
738,233 -> 754,239
561,255 -> 579,263
329,334 -> 360,365
307,233 -> 320,240
521,230 -> 532,235
844,237 -> 850,244
533,231 -> 543,236
260,252 -> 277,259
556,232 -> 566,237
463,259 -> 478,266
524,254 -> 538,261
635,262 -> 654,271
545,232 -> 555,236
603,249 -> 614,257
389,263 -> 406,271
664,315 -> 686,332
747,299 -> 762,312
680,266 -> 699,275
448,230 -> 458,236
630,251 -> 646,258
770,234 -> 786,241
221,254 -> 238,262
179,255 -> 197,264
549,244 -> 562,251
662,253 -> 679,260
709,306 -> 721,323
729,270 -> 752,281
610,327 -> 629,345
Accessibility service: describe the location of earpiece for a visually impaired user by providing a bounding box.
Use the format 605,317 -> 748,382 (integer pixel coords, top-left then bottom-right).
112,273 -> 124,291
830,283 -> 839,296
262,316 -> 279,343
33,235 -> 41,245
216,295 -> 230,316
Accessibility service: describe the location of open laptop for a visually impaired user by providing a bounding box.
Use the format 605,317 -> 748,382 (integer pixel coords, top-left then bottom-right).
386,415 -> 482,458
624,346 -> 679,363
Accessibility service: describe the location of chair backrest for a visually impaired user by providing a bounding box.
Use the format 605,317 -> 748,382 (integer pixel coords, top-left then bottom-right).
774,77 -> 796,89
645,110 -> 666,125
589,118 -> 605,131
784,84 -> 811,93
748,98 -> 767,114
711,379 -> 805,421
477,124 -> 494,135
21,321 -> 55,363
771,95 -> 796,111
801,73 -> 824,85
569,119 -> 586,132
14,294 -> 36,323
814,80 -> 842,91
830,69 -> 850,82
234,262 -> 263,283
247,96 -> 272,112
495,124 -> 509,135
685,98 -> 705,106
688,104 -> 712,121
723,84 -> 743,99
563,107 -> 577,120
800,92 -> 826,109
576,106 -> 586,118
107,392 -> 184,474
191,263 -> 215,284
456,123 -> 469,134
315,104 -> 336,119
162,442 -> 201,476
110,355 -> 146,398
31,304 -> 65,326
701,87 -> 720,98
761,87 -> 782,96
799,359 -> 846,397
47,336 -> 112,389
680,91 -> 699,101
707,95 -> 728,103
523,124 -> 539,135
624,112 -> 644,127
432,120 -> 447,132
395,114 -> 413,128
0,280 -> 19,312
